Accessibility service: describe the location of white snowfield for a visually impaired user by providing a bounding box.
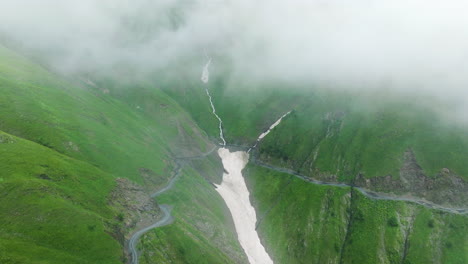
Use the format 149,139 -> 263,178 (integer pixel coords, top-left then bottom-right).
257,111 -> 291,140
215,148 -> 273,264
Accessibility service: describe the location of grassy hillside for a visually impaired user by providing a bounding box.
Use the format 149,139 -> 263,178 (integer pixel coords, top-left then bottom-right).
246,164 -> 468,264
257,89 -> 468,181
139,162 -> 247,264
0,45 -> 246,263
158,67 -> 305,145
158,65 -> 468,183
0,44 -> 213,184
1,36 -> 467,264
0,130 -> 122,263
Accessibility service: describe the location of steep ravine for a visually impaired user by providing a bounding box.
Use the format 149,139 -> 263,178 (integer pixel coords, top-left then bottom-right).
128,58 -> 466,264
201,58 -> 467,264
215,148 -> 273,264
202,57 -> 274,263
212,112 -> 296,264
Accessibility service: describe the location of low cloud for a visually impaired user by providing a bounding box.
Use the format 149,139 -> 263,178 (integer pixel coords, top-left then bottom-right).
1,0 -> 468,121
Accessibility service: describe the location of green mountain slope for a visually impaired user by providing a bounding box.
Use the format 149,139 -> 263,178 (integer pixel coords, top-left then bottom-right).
159,67 -> 468,183
246,164 -> 468,264
0,45 -> 246,263
1,36 -> 467,264
160,73 -> 468,205
0,44 -> 227,183
0,130 -> 122,263
139,161 -> 247,264
157,65 -> 468,263
257,89 -> 468,181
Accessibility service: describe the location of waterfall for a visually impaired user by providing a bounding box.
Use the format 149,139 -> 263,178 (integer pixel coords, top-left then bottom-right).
202,58 -> 275,263
201,58 -> 226,146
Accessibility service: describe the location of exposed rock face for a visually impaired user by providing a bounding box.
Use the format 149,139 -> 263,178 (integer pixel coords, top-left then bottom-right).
139,167 -> 167,193
109,178 -> 161,237
354,149 -> 468,207
259,145 -> 467,208
400,150 -> 433,193
354,174 -> 403,191
0,134 -> 15,143
323,111 -> 346,139
64,141 -> 79,151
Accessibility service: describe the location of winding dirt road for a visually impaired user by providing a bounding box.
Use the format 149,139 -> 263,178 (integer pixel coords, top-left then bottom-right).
128,205 -> 173,264
127,146 -> 218,264
252,159 -> 468,215
245,110 -> 467,216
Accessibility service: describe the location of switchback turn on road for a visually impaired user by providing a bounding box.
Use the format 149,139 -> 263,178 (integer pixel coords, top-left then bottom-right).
127,146 -> 218,264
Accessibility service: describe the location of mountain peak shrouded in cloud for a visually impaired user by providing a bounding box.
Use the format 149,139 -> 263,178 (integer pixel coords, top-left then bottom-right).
1,0 -> 468,122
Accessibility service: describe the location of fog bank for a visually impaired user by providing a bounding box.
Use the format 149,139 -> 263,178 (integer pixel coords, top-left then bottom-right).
1,0 -> 468,120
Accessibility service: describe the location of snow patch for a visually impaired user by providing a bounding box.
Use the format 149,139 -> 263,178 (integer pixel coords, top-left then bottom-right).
248,111 -> 291,152
215,148 -> 273,264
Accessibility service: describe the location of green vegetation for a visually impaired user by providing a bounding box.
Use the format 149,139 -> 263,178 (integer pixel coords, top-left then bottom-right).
1,34 -> 467,264
161,69 -> 468,181
0,45 -> 245,263
387,216 -> 399,227
0,130 -> 122,263
0,44 -> 213,184
139,164 -> 247,264
245,164 -> 468,264
153,58 -> 468,263
258,89 -> 468,180
157,63 -> 305,145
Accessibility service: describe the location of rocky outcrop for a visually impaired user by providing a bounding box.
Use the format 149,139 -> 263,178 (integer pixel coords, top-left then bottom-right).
138,167 -> 167,193
258,145 -> 467,208
0,133 -> 15,143
108,178 -> 163,262
109,178 -> 161,236
354,149 -> 468,207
